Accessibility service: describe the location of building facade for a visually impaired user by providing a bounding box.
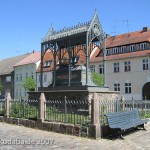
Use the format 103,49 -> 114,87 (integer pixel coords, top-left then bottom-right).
14,51 -> 41,99
90,27 -> 150,100
0,54 -> 30,98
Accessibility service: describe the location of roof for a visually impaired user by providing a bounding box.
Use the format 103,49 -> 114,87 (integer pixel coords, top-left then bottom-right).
37,46 -> 87,73
42,12 -> 104,43
90,49 -> 150,63
90,27 -> 150,63
14,51 -> 41,67
0,53 -> 30,75
36,50 -> 55,73
106,28 -> 150,48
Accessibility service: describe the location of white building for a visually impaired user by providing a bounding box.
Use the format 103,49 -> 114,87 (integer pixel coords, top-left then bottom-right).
90,27 -> 150,100
14,51 -> 41,99
36,50 -> 54,88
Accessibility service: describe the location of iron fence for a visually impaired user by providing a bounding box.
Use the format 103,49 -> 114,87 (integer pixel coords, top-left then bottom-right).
10,99 -> 38,120
45,96 -> 90,126
0,99 -> 6,116
99,98 -> 150,125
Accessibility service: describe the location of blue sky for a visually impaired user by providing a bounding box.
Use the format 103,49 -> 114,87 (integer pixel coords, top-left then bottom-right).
0,0 -> 149,59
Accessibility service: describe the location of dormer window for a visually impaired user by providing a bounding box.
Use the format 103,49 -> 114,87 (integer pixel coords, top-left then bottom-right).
74,55 -> 79,64
140,43 -> 147,50
120,46 -> 126,53
61,57 -> 68,65
130,45 -> 135,52
44,60 -> 52,67
112,47 -> 119,54
106,49 -> 111,55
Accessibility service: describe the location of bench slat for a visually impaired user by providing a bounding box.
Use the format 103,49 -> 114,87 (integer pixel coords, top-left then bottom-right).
105,109 -> 149,138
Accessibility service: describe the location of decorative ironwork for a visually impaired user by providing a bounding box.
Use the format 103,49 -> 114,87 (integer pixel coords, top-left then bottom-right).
9,99 -> 38,120
45,96 -> 90,126
40,12 -> 106,87
0,99 -> 6,116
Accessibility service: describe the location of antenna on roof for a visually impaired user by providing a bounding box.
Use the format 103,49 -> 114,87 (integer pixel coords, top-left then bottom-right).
115,19 -> 133,34
111,20 -> 117,36
111,26 -> 117,36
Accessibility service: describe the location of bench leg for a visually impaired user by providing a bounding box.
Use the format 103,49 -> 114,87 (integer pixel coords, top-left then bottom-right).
118,129 -> 124,140
118,129 -> 124,139
138,124 -> 146,130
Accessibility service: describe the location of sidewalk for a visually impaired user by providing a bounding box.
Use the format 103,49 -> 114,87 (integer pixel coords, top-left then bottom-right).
0,122 -> 150,150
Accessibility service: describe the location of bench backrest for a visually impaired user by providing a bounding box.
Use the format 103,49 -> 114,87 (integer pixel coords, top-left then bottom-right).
106,109 -> 140,127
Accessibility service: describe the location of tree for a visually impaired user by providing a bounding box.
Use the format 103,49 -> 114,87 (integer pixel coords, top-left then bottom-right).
23,77 -> 36,91
92,72 -> 104,86
0,81 -> 3,92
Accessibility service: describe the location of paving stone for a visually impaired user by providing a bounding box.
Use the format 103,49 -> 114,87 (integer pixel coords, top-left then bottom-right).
0,122 -> 150,149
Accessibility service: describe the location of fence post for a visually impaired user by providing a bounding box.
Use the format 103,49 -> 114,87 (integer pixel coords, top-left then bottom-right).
64,96 -> 67,124
115,97 -> 119,112
132,97 -> 134,109
144,96 -> 147,118
4,93 -> 11,120
89,93 -> 101,139
38,93 -> 46,122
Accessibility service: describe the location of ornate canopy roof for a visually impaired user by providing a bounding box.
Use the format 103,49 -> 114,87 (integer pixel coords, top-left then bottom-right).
41,13 -> 104,51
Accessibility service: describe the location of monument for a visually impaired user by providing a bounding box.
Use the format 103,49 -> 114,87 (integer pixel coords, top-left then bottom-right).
37,12 -> 109,94
28,12 -> 118,139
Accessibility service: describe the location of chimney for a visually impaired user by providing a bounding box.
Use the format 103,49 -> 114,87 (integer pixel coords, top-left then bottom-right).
143,27 -> 148,32
106,34 -> 110,39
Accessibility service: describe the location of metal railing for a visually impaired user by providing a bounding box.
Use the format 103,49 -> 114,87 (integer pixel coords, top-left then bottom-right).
0,99 -> 6,116
99,98 -> 150,125
9,99 -> 38,120
44,96 -> 90,126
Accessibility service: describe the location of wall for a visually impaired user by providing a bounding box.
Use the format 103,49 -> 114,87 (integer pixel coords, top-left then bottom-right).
90,55 -> 150,100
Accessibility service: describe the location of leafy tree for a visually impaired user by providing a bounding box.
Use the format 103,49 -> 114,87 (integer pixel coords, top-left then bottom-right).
92,72 -> 104,86
0,81 -> 3,92
23,77 -> 36,91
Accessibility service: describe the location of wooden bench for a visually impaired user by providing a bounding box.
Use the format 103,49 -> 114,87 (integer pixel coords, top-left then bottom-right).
105,109 -> 149,139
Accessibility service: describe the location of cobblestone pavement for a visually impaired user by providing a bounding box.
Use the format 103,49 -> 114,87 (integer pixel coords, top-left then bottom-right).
0,122 -> 150,150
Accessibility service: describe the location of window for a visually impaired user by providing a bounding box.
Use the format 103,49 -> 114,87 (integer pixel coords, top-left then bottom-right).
31,72 -> 34,79
44,60 -> 52,67
99,64 -> 104,74
124,61 -> 131,72
25,72 -> 28,78
143,59 -> 149,70
44,74 -> 47,82
39,75 -> 41,83
16,74 -> 19,82
6,76 -> 11,83
20,89 -> 22,96
20,74 -> 22,81
112,47 -> 119,54
90,65 -> 95,73
125,83 -> 131,94
130,45 -> 135,52
120,46 -> 126,53
140,43 -> 147,50
106,49 -> 111,55
16,89 -> 18,96
114,83 -> 120,91
114,62 -> 119,73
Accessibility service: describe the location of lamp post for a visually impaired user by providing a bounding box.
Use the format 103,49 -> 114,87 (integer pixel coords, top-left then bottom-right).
86,31 -> 89,85
102,33 -> 107,87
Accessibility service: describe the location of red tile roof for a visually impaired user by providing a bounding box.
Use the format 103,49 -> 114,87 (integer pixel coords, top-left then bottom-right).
90,49 -> 150,62
106,29 -> 150,48
14,51 -> 41,66
90,28 -> 150,63
37,46 -> 86,72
